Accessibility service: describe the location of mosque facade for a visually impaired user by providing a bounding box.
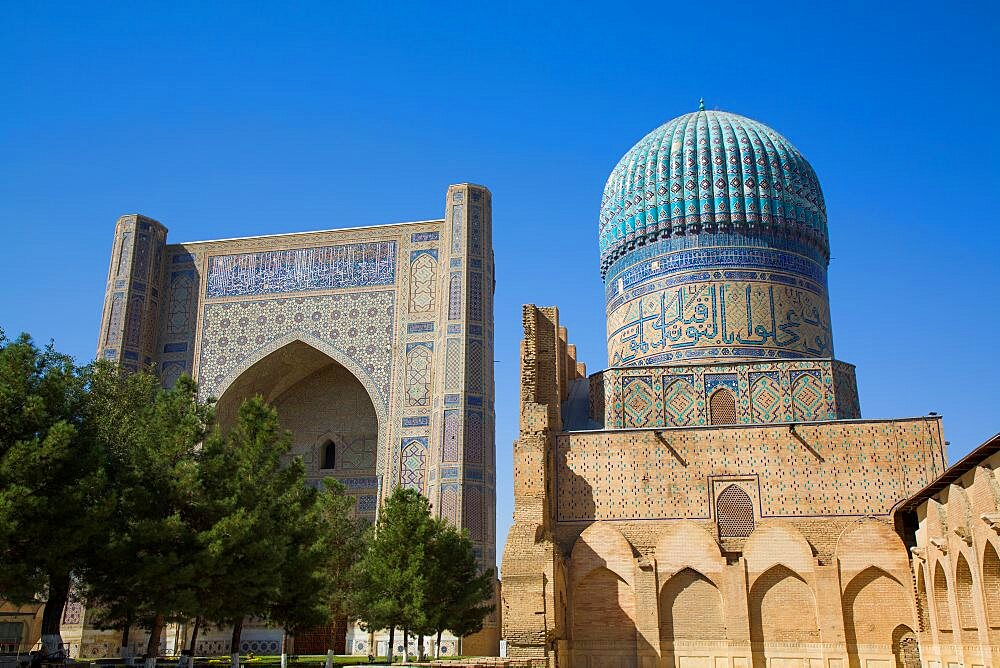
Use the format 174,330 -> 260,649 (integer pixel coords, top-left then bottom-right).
500,109 -> 1000,668
83,182 -> 499,656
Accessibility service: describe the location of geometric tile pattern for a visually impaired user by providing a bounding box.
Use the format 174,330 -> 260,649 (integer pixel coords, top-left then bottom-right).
467,339 -> 483,393
592,359 -> 858,429
464,410 -> 483,464
622,376 -> 656,428
440,483 -> 459,526
409,252 -> 437,313
448,273 -> 462,320
399,437 -> 428,492
556,417 -> 946,521
197,291 -> 395,406
463,484 -> 484,541
444,338 -> 461,390
750,373 -> 783,423
442,409 -> 459,462
404,343 -> 433,407
791,372 -> 824,421
663,377 -> 698,426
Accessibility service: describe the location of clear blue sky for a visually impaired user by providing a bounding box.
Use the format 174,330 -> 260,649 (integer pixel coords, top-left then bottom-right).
2,1 -> 998,560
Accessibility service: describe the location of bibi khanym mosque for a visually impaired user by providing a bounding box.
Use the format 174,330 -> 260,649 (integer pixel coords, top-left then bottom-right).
3,106 -> 999,668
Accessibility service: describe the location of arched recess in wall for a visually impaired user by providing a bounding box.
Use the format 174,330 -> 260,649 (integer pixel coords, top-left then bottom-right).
749,565 -> 819,645
659,568 -> 725,643
984,542 -> 1000,630
709,387 -> 737,426
933,562 -> 953,639
571,567 -> 637,645
842,567 -> 911,650
954,554 -> 977,643
213,338 -> 380,480
915,568 -> 930,632
891,625 -> 921,668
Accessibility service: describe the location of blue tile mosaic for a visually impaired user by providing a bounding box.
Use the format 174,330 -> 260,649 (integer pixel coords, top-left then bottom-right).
205,241 -> 396,297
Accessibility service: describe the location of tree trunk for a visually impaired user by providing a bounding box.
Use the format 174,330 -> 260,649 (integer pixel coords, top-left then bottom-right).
325,649 -> 334,668
230,618 -> 244,668
188,617 -> 202,654
280,628 -> 288,668
121,616 -> 133,662
145,614 -> 165,668
40,570 -> 70,657
402,628 -> 408,663
417,635 -> 425,662
177,617 -> 201,668
435,631 -> 442,659
386,626 -> 394,664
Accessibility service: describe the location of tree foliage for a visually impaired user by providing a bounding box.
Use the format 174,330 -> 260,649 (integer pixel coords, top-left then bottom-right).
352,488 -> 437,661
82,362 -> 214,661
0,332 -> 105,652
0,329 -> 494,662
422,522 -> 494,656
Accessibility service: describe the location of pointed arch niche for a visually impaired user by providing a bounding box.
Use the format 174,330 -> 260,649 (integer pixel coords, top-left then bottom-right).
213,338 -> 382,483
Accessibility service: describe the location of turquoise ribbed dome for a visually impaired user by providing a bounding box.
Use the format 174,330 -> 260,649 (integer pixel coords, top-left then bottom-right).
599,109 -> 828,277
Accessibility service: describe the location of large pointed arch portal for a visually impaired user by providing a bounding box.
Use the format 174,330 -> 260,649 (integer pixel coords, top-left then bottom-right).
212,335 -> 384,520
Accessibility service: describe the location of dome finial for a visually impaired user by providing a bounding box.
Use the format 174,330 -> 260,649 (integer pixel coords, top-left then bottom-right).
699,98 -> 705,111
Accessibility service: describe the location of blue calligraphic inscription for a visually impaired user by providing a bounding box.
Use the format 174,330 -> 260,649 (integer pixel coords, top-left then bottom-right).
205,241 -> 396,297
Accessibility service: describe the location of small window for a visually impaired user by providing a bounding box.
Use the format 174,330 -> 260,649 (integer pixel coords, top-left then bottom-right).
709,388 -> 737,425
716,485 -> 754,538
322,440 -> 336,470
0,622 -> 23,654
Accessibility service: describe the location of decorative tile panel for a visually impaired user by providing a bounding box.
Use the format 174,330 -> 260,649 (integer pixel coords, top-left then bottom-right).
442,410 -> 459,462
205,241 -> 396,298
197,292 -> 394,406
409,251 -> 437,313
404,343 -> 433,407
400,437 -> 428,492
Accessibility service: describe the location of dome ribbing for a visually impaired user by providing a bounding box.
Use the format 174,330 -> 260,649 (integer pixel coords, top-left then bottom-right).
599,110 -> 828,278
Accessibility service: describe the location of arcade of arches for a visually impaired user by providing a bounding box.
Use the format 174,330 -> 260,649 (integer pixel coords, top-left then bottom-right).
558,520 -> 921,668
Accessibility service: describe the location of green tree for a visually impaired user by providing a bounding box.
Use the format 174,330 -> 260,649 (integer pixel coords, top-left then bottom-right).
195,396 -> 312,668
267,479 -> 365,666
422,522 -> 494,658
81,364 -> 213,667
0,332 -> 105,656
352,488 -> 437,663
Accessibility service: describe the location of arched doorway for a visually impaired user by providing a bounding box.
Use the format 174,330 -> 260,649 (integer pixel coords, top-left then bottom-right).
214,340 -> 379,489
891,625 -> 920,668
213,339 -> 380,654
